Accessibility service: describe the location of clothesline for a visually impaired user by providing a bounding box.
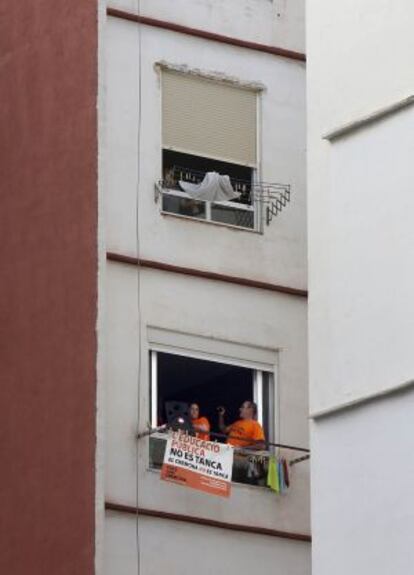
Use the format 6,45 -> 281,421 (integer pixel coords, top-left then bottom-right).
164,165 -> 291,203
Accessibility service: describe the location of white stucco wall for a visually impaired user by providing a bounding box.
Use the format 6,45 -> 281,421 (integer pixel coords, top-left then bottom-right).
108,0 -> 305,54
104,2 -> 309,570
311,387 -> 414,575
309,105 -> 414,412
105,262 -> 310,534
105,16 -> 306,289
307,0 -> 414,412
308,4 -> 414,575
105,511 -> 311,575
307,0 -> 414,135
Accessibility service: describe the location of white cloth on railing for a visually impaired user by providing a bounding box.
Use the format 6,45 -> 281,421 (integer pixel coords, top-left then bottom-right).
179,172 -> 241,202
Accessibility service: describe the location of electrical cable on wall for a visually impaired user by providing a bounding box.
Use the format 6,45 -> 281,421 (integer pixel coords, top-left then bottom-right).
131,9 -> 305,567
135,0 -> 143,573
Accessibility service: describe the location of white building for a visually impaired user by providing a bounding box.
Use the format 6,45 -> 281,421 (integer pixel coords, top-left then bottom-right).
104,1 -> 309,573
307,1 -> 414,573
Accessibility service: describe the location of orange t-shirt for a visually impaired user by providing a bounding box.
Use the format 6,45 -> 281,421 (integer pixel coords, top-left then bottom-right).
192,416 -> 210,441
227,419 -> 265,447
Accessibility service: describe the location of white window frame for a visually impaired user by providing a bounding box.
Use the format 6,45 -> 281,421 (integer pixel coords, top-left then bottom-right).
149,349 -> 275,441
253,370 -> 264,426
158,69 -> 262,233
159,186 -> 256,230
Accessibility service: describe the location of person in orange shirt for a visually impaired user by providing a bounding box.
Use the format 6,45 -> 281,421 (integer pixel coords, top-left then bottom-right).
218,401 -> 265,449
190,403 -> 210,441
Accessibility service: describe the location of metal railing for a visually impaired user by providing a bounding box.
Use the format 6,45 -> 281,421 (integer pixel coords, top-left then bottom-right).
148,433 -> 269,487
157,165 -> 291,227
147,427 -> 309,488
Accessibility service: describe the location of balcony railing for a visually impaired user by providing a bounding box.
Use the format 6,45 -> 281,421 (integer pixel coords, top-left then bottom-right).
155,165 -> 291,230
164,165 -> 253,203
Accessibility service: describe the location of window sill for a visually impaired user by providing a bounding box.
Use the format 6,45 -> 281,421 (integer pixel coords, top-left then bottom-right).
106,500 -> 312,542
160,210 -> 262,234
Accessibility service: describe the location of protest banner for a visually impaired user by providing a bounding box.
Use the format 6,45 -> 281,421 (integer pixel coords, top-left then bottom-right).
161,431 -> 234,497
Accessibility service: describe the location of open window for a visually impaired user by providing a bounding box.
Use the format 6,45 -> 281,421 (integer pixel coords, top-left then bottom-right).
158,69 -> 259,231
149,350 -> 275,486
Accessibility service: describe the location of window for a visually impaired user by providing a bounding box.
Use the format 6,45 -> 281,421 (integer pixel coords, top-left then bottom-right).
149,350 -> 275,486
159,69 -> 259,230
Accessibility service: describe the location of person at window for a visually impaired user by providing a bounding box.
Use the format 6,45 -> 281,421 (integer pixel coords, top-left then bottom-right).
190,403 -> 210,441
217,401 -> 265,450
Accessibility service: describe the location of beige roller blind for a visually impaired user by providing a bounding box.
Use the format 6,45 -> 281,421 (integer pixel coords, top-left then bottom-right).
162,70 -> 257,167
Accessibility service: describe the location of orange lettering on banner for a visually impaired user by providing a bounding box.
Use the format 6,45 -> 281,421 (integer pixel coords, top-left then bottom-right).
161,464 -> 231,498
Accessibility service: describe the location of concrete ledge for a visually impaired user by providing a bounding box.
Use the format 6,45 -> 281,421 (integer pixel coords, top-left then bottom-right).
310,378 -> 414,420
106,252 -> 308,298
105,501 -> 312,542
107,7 -> 306,63
323,94 -> 414,141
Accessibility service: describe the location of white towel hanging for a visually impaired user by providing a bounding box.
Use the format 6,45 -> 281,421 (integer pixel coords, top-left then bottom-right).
179,171 -> 241,202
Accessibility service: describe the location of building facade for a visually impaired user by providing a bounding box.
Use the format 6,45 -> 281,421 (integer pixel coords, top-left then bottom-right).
307,1 -> 414,573
1,1 -> 309,573
104,1 -> 309,574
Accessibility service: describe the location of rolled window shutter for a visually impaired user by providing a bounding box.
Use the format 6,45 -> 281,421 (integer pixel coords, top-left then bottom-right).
162,70 -> 257,167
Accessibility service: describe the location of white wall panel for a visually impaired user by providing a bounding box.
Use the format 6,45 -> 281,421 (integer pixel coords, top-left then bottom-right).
105,17 -> 306,289
105,511 -> 311,575
309,105 -> 414,412
312,388 -> 414,575
107,0 -> 305,54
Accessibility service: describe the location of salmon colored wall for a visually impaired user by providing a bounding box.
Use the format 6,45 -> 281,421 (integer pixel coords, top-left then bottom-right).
0,2 -> 98,573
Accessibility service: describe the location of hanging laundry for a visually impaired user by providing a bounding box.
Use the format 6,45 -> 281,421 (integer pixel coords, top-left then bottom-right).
282,457 -> 290,488
278,459 -> 285,492
267,456 -> 291,494
266,456 -> 280,493
179,171 -> 241,202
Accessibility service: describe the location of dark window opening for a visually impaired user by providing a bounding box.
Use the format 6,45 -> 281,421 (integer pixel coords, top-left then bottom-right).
149,351 -> 275,487
156,351 -> 253,439
162,150 -> 253,205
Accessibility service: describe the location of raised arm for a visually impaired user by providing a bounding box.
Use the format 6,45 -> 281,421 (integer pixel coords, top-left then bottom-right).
217,406 -> 230,434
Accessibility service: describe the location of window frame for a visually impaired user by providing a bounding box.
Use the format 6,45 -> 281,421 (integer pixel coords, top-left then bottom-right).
159,68 -> 263,232
159,186 -> 256,230
149,348 -> 275,442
